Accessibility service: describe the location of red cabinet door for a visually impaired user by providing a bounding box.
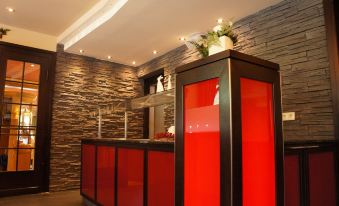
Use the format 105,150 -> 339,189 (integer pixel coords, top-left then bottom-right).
97,146 -> 115,206
117,148 -> 144,206
148,151 -> 174,206
284,154 -> 301,206
81,144 -> 96,200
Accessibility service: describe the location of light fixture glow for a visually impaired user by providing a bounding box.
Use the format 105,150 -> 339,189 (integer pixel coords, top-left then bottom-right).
217,18 -> 223,24
153,50 -> 157,55
107,55 -> 112,59
132,61 -> 136,65
179,37 -> 186,41
6,7 -> 15,13
30,64 -> 35,67
79,49 -> 84,53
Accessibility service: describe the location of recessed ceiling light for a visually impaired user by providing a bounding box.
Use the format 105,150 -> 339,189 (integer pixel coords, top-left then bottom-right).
107,55 -> 112,59
217,18 -> 223,24
153,50 -> 157,55
79,49 -> 84,53
179,37 -> 186,41
6,7 -> 15,13
132,61 -> 136,65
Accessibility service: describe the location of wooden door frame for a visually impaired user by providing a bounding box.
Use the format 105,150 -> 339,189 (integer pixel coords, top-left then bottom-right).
0,41 -> 56,195
323,0 -> 339,139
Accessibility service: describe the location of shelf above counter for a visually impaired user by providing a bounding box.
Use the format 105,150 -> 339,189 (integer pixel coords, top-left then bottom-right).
128,89 -> 174,110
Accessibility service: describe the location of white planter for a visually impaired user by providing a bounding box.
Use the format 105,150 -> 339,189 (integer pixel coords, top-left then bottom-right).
208,36 -> 234,56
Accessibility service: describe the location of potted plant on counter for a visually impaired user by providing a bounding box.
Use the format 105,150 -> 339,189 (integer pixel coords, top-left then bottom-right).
0,27 -> 10,39
186,21 -> 238,57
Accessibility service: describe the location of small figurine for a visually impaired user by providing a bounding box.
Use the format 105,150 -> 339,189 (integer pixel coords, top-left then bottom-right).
167,74 -> 172,90
213,84 -> 219,105
156,75 -> 164,93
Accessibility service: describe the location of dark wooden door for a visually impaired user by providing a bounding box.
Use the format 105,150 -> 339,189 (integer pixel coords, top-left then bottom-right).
0,42 -> 55,196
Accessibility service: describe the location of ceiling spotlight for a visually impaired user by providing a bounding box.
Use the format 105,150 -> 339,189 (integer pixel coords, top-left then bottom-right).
79,49 -> 84,53
132,61 -> 136,65
107,55 -> 112,59
179,37 -> 186,41
153,50 -> 157,55
30,64 -> 35,67
6,7 -> 15,13
217,18 -> 223,24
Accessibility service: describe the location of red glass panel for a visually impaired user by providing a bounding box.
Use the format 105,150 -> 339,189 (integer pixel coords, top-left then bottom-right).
309,152 -> 337,206
148,151 -> 174,206
241,78 -> 276,206
81,144 -> 96,199
117,148 -> 144,206
97,146 -> 115,206
184,78 -> 220,206
284,154 -> 301,206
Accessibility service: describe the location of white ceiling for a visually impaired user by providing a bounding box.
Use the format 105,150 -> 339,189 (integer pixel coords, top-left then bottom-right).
1,0 -> 282,66
0,0 -> 99,35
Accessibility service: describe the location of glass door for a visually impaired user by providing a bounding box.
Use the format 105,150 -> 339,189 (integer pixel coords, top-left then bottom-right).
0,59 -> 40,172
0,43 -> 54,196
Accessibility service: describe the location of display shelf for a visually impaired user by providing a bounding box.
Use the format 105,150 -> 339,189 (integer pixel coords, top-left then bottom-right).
129,89 -> 174,110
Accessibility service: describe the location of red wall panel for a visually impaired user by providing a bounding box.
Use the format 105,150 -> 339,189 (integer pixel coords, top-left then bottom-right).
241,78 -> 276,206
117,148 -> 144,206
97,146 -> 115,206
309,152 -> 337,206
284,154 -> 301,206
184,78 -> 220,206
148,151 -> 174,206
81,144 -> 96,200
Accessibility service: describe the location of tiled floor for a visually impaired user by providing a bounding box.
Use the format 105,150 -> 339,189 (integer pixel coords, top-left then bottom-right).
0,190 -> 83,206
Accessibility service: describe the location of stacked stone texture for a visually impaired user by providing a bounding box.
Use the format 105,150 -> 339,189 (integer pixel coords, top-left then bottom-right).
50,45 -> 143,191
138,0 -> 335,141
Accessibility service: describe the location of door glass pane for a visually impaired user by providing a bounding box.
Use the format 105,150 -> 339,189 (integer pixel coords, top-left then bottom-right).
1,104 -> 20,126
6,60 -> 24,82
4,81 -> 22,104
6,149 -> 17,172
0,128 -> 19,148
20,105 -> 37,127
17,149 -> 34,171
19,127 -> 35,148
24,63 -> 40,84
21,84 -> 39,105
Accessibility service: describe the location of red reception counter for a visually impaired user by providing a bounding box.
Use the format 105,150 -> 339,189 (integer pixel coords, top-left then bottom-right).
81,139 -> 174,206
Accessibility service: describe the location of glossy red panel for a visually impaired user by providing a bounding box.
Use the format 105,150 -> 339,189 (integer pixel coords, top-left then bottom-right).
284,154 -> 301,206
97,146 -> 115,206
309,152 -> 337,206
148,151 -> 174,206
241,78 -> 276,206
184,78 -> 220,206
81,144 -> 96,199
117,148 -> 144,206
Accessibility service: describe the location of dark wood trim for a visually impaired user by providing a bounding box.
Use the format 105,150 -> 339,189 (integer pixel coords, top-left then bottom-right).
323,0 -> 339,139
175,50 -> 279,74
0,41 -> 56,196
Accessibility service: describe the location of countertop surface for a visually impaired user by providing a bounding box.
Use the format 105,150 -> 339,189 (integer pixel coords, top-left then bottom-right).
81,137 -> 174,146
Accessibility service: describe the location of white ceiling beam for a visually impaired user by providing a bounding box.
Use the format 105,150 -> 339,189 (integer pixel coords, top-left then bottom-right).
57,0 -> 128,50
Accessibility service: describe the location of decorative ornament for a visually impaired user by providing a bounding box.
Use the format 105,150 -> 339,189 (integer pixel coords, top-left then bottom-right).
167,74 -> 172,90
156,75 -> 164,93
0,28 -> 11,39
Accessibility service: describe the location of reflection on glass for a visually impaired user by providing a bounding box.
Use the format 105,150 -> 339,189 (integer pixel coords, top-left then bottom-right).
19,128 -> 35,148
17,149 -> 34,171
20,105 -> 37,127
4,81 -> 22,104
6,60 -> 24,82
1,104 -> 20,126
0,149 -> 17,172
24,63 -> 40,84
21,84 -> 39,105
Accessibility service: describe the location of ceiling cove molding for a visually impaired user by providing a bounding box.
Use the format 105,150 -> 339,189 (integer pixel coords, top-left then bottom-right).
57,0 -> 128,50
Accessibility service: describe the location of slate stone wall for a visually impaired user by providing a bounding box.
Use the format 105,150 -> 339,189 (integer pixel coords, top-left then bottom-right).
49,45 -> 143,191
138,0 -> 335,141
